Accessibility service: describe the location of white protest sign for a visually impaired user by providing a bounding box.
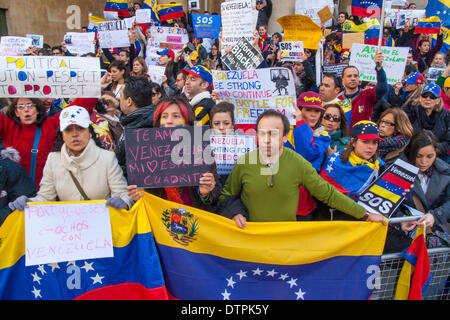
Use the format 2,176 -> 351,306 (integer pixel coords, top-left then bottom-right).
98,20 -> 130,49
104,10 -> 119,21
148,64 -> 166,84
124,16 -> 136,29
221,0 -> 258,55
349,44 -> 408,85
135,9 -> 152,24
295,0 -> 334,28
279,41 -> 304,62
64,32 -> 96,55
0,56 -> 101,98
149,26 -> 189,51
210,135 -> 257,175
26,34 -> 44,48
24,202 -> 114,266
212,68 -> 297,125
384,9 -> 425,28
0,36 -> 33,55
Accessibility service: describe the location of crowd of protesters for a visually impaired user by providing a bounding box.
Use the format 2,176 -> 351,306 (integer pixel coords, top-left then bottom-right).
0,0 -> 448,254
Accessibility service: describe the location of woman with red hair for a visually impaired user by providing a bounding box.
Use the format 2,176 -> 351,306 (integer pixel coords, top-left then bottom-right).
126,96 -> 220,211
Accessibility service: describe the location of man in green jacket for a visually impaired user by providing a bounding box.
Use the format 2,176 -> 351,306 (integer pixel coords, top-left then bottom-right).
219,110 -> 387,228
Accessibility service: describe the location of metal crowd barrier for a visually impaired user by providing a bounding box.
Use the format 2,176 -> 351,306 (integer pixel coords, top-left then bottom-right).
371,217 -> 450,300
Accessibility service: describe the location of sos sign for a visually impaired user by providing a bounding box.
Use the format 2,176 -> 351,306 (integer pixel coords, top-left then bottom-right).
192,14 -> 221,39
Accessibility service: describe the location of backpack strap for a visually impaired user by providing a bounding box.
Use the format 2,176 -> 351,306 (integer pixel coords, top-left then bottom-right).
29,126 -> 41,183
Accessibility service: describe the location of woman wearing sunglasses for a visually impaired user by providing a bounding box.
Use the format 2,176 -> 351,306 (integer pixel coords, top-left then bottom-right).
377,108 -> 414,163
402,83 -> 450,160
321,103 -> 350,155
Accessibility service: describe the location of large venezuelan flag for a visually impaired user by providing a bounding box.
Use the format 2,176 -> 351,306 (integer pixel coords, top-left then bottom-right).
342,19 -> 381,46
104,0 -> 129,18
143,192 -> 388,300
351,0 -> 382,17
415,16 -> 442,34
425,0 -> 450,27
0,201 -> 168,300
142,0 -> 162,26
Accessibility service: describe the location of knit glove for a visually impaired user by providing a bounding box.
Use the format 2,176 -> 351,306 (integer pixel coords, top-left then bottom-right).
8,195 -> 31,211
105,197 -> 128,210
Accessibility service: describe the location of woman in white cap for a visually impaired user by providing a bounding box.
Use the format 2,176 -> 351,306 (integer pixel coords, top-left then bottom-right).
8,106 -> 133,211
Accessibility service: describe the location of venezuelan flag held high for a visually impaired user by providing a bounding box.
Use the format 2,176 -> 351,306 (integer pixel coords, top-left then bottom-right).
104,0 -> 129,18
415,16 -> 442,34
157,3 -> 184,22
425,0 -> 450,27
0,201 -> 168,300
351,0 -> 382,17
432,26 -> 450,53
142,0 -> 162,26
342,19 -> 381,46
394,227 -> 432,300
143,192 -> 388,300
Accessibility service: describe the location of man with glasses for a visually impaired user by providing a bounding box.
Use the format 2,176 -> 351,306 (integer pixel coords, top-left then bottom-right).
218,110 -> 387,228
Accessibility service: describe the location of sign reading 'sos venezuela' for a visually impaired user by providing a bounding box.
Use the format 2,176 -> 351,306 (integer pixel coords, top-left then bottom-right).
0,56 -> 101,98
212,68 -> 297,125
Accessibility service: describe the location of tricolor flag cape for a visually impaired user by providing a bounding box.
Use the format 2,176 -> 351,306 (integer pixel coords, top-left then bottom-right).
351,0 -> 383,17
415,16 -> 442,34
320,150 -> 384,201
157,4 -> 184,22
143,192 -> 388,300
394,227 -> 432,300
0,202 -> 168,300
425,0 -> 450,27
341,19 -> 381,46
104,0 -> 129,18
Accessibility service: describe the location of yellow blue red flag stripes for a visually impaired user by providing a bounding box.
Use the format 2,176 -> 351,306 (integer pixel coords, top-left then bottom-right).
415,16 -> 442,34
394,227 -> 432,300
143,192 -> 388,300
426,0 -> 450,27
157,4 -> 184,22
104,0 -> 129,18
0,201 -> 168,300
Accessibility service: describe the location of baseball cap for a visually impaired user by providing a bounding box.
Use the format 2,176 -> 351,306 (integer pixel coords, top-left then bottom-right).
297,91 -> 324,110
157,48 -> 175,59
421,83 -> 441,98
444,77 -> 450,88
404,72 -> 424,85
183,65 -> 213,86
189,50 -> 199,60
351,121 -> 384,141
59,106 -> 90,132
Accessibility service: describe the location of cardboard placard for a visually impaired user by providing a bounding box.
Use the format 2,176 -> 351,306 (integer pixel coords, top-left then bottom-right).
277,15 -> 323,49
342,32 -> 365,49
125,126 -> 213,188
221,37 -> 264,70
317,6 -> 333,24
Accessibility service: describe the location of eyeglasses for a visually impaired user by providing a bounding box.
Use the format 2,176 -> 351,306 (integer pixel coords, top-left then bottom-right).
323,113 -> 341,122
379,120 -> 395,127
421,93 -> 438,100
16,103 -> 35,110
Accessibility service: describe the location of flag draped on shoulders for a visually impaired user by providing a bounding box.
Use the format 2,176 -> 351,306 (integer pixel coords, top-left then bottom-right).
342,19 -> 381,46
0,202 -> 168,300
143,192 -> 388,300
319,150 -> 383,200
104,0 -> 129,18
394,227 -> 432,300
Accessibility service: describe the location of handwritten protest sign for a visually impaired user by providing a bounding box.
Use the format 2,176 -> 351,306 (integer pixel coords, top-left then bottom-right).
0,36 -> 32,55
125,126 -> 213,188
349,43 -> 408,85
210,135 -> 257,175
295,0 -> 334,28
135,9 -> 152,24
221,37 -> 264,70
279,41 -> 304,62
145,26 -> 189,66
358,159 -> 419,218
212,68 -> 297,125
0,56 -> 101,98
192,14 -> 221,39
24,201 -> 114,266
148,65 -> 166,84
26,34 -> 44,48
98,20 -> 130,49
384,9 -> 425,28
221,0 -> 258,55
277,15 -> 323,49
64,32 -> 96,55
